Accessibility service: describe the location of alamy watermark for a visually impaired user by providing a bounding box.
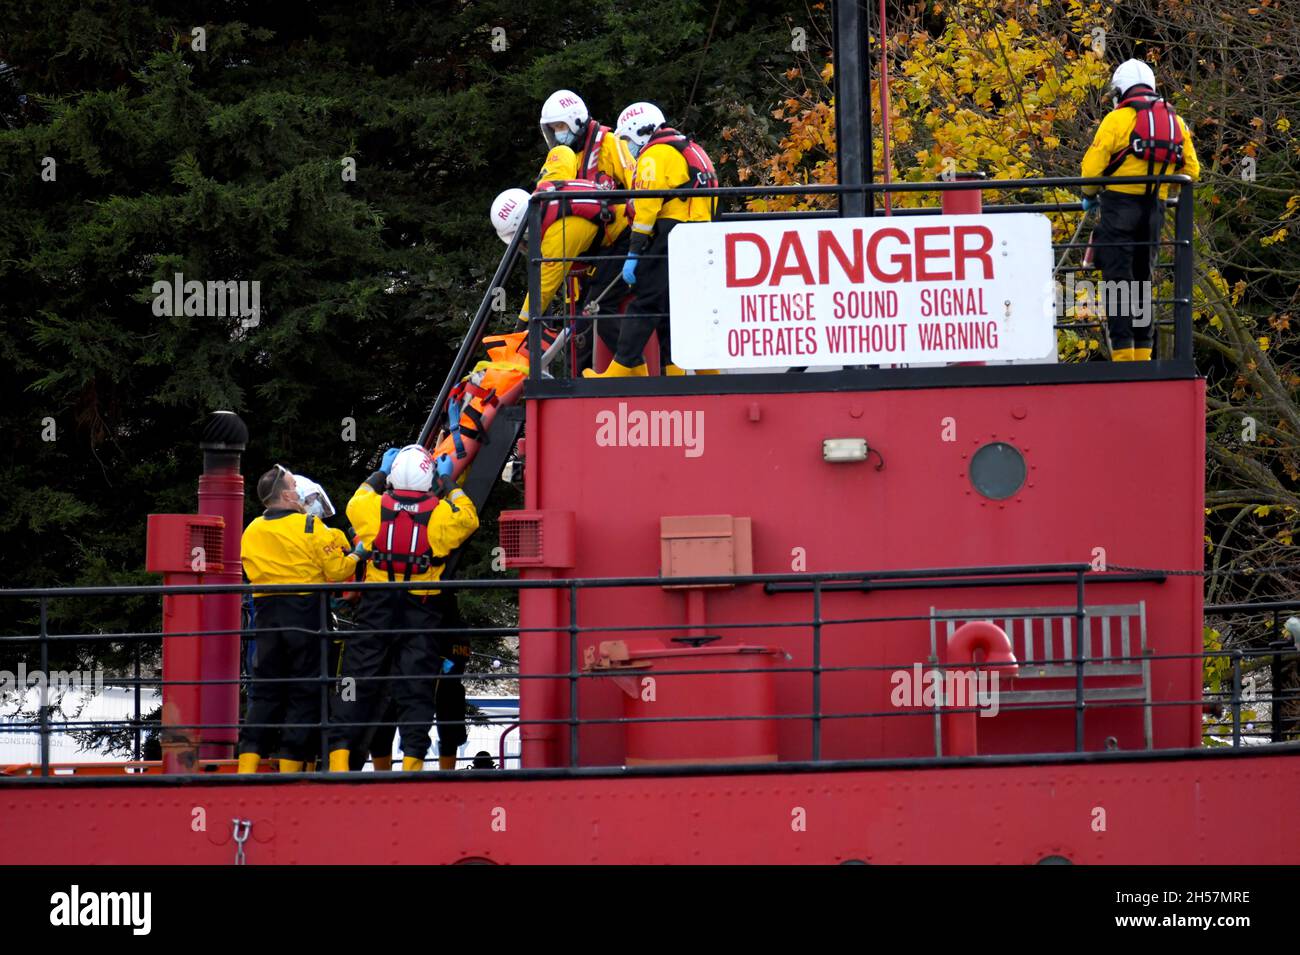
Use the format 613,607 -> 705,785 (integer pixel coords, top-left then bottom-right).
594,402 -> 704,458
152,272 -> 261,328
1054,273 -> 1152,327
890,663 -> 1001,717
49,885 -> 151,935
0,663 -> 105,697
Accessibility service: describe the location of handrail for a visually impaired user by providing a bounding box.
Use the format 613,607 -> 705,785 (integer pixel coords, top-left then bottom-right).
1,567 -> 1297,777
0,562 -> 1098,599
416,226 -> 526,447
522,173 -> 1193,205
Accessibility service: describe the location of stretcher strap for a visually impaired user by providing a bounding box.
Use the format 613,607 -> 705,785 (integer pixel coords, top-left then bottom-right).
447,396 -> 466,458
458,403 -> 490,446
460,379 -> 497,405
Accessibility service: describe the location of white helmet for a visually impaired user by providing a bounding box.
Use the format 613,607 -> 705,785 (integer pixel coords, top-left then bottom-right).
490,188 -> 530,244
615,102 -> 666,159
539,90 -> 588,149
1110,59 -> 1156,100
389,444 -> 435,493
293,474 -> 335,519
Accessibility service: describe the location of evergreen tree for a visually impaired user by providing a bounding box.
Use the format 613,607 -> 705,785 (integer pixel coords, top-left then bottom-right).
0,0 -> 800,746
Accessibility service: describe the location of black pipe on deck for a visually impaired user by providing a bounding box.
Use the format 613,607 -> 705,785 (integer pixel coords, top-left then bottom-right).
833,0 -> 873,218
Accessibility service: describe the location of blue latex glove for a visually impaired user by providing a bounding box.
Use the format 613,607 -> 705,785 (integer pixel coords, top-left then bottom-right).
441,658 -> 455,674
435,453 -> 455,484
1081,195 -> 1100,213
379,446 -> 400,474
622,253 -> 639,286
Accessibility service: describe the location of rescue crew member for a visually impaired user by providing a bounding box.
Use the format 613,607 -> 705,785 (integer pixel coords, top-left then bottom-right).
366,590 -> 471,771
493,148 -> 633,368
585,102 -> 718,378
291,473 -> 352,771
493,147 -> 631,324
1081,58 -> 1199,361
537,89 -> 636,191
328,445 -> 479,772
238,465 -> 367,774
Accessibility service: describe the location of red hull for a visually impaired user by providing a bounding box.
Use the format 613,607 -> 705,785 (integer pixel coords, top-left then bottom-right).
4,749 -> 1296,864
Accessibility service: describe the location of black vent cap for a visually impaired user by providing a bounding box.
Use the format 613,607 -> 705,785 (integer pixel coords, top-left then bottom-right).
200,410 -> 249,451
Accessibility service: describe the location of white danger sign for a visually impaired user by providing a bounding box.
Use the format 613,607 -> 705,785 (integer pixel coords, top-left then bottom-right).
667,213 -> 1055,368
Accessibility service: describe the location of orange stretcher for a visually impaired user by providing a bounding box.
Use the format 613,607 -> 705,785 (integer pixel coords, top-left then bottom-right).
427,330 -> 544,485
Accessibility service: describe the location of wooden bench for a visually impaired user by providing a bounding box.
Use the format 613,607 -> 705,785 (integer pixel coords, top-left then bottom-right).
928,602 -> 1152,751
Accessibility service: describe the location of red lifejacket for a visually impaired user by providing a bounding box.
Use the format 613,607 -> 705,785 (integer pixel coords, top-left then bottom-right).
370,490 -> 444,583
1102,89 -> 1186,187
535,179 -> 616,235
644,127 -> 718,192
575,121 -> 614,187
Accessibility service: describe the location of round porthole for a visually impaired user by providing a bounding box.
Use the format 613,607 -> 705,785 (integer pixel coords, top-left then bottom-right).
969,442 -> 1027,500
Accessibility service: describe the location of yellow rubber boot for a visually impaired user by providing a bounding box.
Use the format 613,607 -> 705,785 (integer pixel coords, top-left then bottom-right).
439,755 -> 457,771
1111,348 -> 1135,362
582,359 -> 648,379
402,756 -> 424,772
1132,347 -> 1153,361
237,752 -> 261,775
665,364 -> 719,376
328,749 -> 351,772
372,754 -> 393,772
279,759 -> 304,773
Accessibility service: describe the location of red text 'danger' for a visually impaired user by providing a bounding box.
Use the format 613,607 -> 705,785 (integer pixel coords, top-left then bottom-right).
725,225 -> 995,287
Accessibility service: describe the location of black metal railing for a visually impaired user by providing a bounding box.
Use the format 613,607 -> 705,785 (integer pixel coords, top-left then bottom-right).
2,563 -> 1296,779
520,175 -> 1197,381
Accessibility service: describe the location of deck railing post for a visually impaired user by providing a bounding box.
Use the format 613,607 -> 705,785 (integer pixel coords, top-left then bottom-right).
527,200 -> 543,382
812,579 -> 823,761
133,639 -> 142,762
1074,570 -> 1086,752
1173,179 -> 1195,362
39,595 -> 50,776
569,581 -> 580,768
319,589 -> 330,772
1231,650 -> 1243,747
1271,606 -> 1284,743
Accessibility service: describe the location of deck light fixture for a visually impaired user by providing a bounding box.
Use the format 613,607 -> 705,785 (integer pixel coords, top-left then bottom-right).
823,438 -> 869,462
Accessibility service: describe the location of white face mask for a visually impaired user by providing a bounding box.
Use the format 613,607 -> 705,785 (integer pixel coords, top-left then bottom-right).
554,126 -> 576,147
303,497 -> 327,519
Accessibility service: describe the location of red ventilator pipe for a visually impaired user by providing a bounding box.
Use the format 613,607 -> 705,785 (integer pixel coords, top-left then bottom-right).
196,412 -> 248,759
943,177 -> 986,366
940,177 -> 984,216
943,621 -> 1019,756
